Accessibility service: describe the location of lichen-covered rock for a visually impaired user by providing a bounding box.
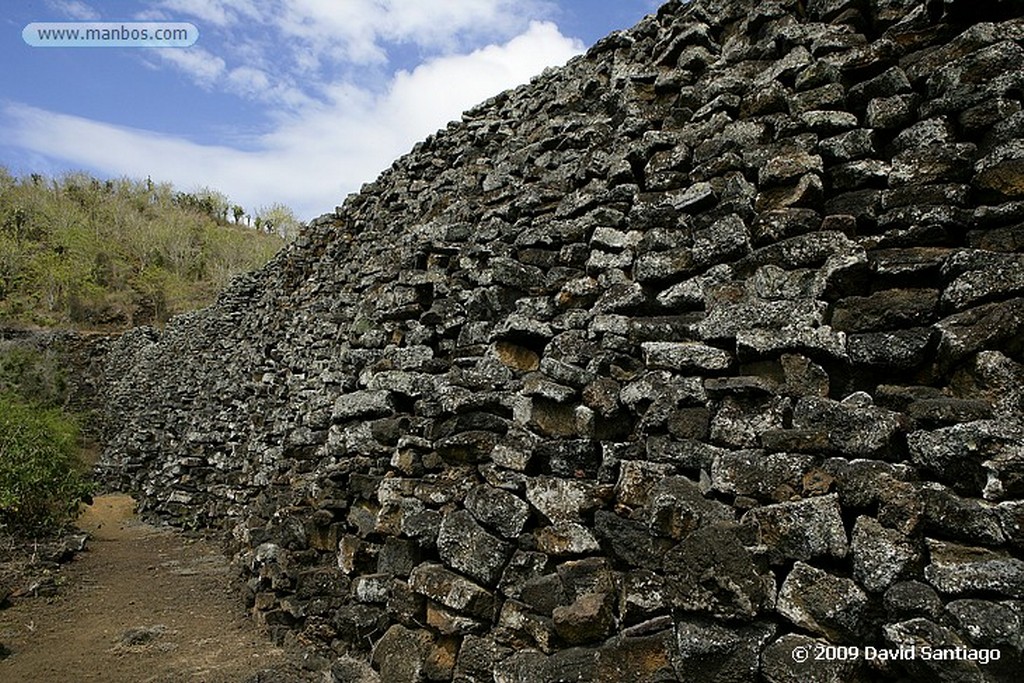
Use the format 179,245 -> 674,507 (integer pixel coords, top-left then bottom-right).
908,420 -> 1024,500
328,656 -> 381,683
847,328 -> 934,370
641,341 -> 734,373
941,251 -> 1024,312
947,599 -> 1024,651
646,475 -> 734,540
711,451 -> 817,502
333,390 -> 394,420
735,326 -> 848,362
945,599 -> 1024,679
464,485 -> 530,540
777,562 -> 871,642
525,477 -> 603,524
371,625 -> 433,683
918,483 -> 1006,545
662,523 -> 773,619
934,298 -> 1024,369
924,539 -> 1024,599
408,563 -> 496,621
535,522 -> 602,557
851,516 -> 919,593
741,494 -> 849,564
882,618 -> 987,683
673,619 -> 776,683
821,458 -> 915,509
436,510 -> 513,587
453,636 -> 510,683
792,396 -> 904,459
710,395 -> 789,449
950,350 -> 1024,421
615,460 -> 675,507
619,570 -> 667,626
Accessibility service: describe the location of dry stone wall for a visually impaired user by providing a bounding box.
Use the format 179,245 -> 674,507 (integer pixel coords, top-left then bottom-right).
100,0 -> 1024,680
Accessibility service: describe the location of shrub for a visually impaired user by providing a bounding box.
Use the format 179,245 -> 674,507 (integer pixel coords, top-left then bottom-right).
0,393 -> 92,533
0,345 -> 68,408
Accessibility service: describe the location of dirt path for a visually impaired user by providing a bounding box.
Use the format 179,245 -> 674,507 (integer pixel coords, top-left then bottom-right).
0,494 -> 297,682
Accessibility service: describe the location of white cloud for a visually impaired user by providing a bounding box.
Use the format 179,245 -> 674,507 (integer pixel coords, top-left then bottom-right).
154,0 -> 234,27
157,0 -> 555,65
382,22 -> 579,137
3,102 -> 233,183
227,66 -> 269,96
154,46 -> 227,87
3,21 -> 583,220
144,0 -> 560,112
46,0 -> 101,20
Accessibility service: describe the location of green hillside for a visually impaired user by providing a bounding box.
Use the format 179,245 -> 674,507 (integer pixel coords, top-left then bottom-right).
0,168 -> 292,330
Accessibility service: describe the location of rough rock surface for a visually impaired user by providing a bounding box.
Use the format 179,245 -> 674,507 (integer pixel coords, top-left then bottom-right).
96,0 -> 1024,680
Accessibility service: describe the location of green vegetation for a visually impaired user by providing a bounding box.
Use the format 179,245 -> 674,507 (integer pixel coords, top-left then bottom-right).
0,167 -> 297,329
0,345 -> 90,534
0,392 -> 92,533
0,344 -> 68,407
0,168 -> 301,533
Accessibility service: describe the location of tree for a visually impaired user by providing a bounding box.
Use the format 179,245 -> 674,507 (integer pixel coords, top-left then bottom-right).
255,202 -> 303,240
194,187 -> 230,222
174,187 -> 230,223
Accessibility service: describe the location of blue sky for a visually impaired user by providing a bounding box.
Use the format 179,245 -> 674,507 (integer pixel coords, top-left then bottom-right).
2,1 -> 663,219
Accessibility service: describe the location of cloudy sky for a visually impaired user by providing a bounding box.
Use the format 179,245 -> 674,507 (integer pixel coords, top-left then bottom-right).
2,0 -> 662,219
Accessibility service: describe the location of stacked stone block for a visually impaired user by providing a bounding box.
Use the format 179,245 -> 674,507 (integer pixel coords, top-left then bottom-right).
100,0 -> 1024,680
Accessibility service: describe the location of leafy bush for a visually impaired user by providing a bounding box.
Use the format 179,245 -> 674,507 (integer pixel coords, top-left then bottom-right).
0,393 -> 92,533
0,345 -> 68,408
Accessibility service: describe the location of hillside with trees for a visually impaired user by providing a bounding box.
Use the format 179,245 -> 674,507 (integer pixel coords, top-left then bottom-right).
0,168 -> 296,330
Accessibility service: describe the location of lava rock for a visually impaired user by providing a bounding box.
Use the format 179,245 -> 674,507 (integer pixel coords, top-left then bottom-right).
552,592 -> 615,645
777,562 -> 871,641
851,516 -> 919,593
924,538 -> 1024,599
408,563 -> 496,621
741,494 -> 849,564
436,510 -> 513,587
464,484 -> 531,539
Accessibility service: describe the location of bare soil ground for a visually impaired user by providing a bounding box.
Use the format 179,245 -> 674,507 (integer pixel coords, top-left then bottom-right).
0,494 -> 307,682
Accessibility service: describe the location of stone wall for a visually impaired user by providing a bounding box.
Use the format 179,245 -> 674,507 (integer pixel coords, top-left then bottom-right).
100,0 -> 1024,680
